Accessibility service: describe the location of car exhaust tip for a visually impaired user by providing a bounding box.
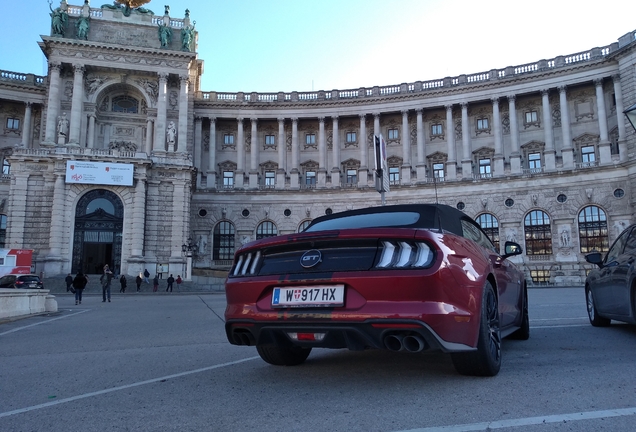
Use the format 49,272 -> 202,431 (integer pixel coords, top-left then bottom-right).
403,335 -> 426,352
232,331 -> 255,346
384,334 -> 404,351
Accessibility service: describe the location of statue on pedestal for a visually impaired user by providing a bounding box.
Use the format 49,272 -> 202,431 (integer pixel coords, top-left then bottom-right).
49,0 -> 68,37
158,21 -> 172,47
181,21 -> 195,52
166,121 -> 176,146
57,113 -> 69,144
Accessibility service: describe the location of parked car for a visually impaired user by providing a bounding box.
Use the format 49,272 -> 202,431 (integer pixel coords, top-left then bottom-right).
584,224 -> 636,326
224,204 -> 528,376
0,274 -> 44,289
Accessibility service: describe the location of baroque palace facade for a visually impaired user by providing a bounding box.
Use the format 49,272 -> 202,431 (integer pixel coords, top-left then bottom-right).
0,1 -> 636,285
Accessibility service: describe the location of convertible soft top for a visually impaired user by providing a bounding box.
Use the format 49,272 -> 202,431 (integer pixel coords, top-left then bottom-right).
304,204 -> 468,237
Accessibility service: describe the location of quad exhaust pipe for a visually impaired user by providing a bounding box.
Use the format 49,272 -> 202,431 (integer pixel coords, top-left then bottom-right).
383,334 -> 426,352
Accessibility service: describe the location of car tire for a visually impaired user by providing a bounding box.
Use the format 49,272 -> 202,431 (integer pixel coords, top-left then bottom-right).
507,285 -> 530,340
256,344 -> 312,366
585,287 -> 610,327
451,281 -> 501,377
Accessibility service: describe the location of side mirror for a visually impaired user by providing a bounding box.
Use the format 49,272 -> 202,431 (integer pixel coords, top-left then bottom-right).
501,241 -> 523,260
585,252 -> 604,268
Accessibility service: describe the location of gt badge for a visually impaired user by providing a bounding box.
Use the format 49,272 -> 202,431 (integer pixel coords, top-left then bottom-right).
300,249 -> 322,268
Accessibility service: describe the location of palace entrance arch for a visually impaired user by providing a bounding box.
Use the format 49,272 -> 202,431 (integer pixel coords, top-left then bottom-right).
72,189 -> 124,274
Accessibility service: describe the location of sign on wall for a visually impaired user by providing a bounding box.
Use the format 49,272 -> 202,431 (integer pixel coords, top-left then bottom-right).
65,160 -> 134,186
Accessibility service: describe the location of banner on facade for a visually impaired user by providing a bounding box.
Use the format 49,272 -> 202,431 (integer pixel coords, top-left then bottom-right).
65,161 -> 134,186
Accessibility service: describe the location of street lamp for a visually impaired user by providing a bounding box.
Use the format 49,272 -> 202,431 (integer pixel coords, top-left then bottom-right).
624,102 -> 636,132
181,237 -> 197,281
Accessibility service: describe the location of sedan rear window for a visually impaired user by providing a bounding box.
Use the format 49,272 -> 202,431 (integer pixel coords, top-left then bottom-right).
18,276 -> 40,282
304,212 -> 420,232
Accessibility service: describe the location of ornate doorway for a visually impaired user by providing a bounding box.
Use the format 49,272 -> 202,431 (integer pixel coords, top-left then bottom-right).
72,189 -> 124,274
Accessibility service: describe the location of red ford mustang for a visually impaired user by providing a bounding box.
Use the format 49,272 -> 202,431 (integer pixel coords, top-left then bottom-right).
224,204 -> 529,376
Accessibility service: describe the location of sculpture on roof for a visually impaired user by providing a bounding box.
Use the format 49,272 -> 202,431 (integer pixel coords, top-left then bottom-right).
181,21 -> 195,52
101,0 -> 154,17
49,0 -> 69,37
158,20 -> 173,47
76,15 -> 90,40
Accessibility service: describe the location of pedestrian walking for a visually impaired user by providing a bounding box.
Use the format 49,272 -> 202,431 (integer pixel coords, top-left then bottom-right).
101,264 -> 113,302
136,274 -> 142,292
176,275 -> 182,292
166,274 -> 175,292
153,275 -> 159,292
143,268 -> 150,284
65,273 -> 73,292
119,274 -> 127,293
72,271 -> 88,305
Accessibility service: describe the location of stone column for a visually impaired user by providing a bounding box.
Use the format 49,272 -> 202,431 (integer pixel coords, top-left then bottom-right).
194,116 -> 202,188
178,75 -> 189,152
613,74 -> 627,161
207,117 -> 217,189
20,103 -> 33,148
595,79 -> 612,164
331,116 -> 340,187
415,109 -> 426,182
317,117 -> 327,187
48,174 -> 65,259
87,113 -> 96,149
144,117 -> 153,153
43,63 -> 62,145
558,86 -> 574,169
290,118 -> 299,189
492,98 -> 504,176
276,118 -> 286,190
358,114 -> 368,187
508,95 -> 521,173
541,89 -> 556,170
445,105 -> 457,180
460,102 -> 472,178
68,64 -> 84,145
6,173 -> 29,248
401,110 -> 411,185
154,73 -> 168,152
249,118 -> 259,188
170,179 -> 186,260
130,178 -> 146,258
235,118 -> 245,188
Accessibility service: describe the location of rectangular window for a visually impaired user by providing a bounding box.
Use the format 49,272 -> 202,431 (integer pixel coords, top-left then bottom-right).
306,134 -> 316,145
346,169 -> 357,184
305,171 -> 316,185
389,167 -> 400,185
264,171 -> 275,186
223,171 -> 234,188
6,118 -> 20,130
346,132 -> 356,143
530,270 -> 550,284
2,159 -> 10,175
479,159 -> 491,176
433,163 -> 444,179
224,134 -> 234,145
581,146 -> 596,163
388,128 -> 399,140
525,111 -> 538,123
431,124 -> 443,136
528,153 -> 541,170
477,118 -> 489,130
265,135 -> 275,146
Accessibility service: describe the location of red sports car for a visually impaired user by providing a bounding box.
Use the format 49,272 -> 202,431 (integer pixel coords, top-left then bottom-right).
224,204 -> 529,376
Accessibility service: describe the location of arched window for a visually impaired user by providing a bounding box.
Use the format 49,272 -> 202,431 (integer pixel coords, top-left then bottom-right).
256,221 -> 277,240
524,210 -> 552,255
578,206 -> 609,253
213,221 -> 235,260
298,220 -> 312,233
86,197 -> 115,215
476,213 -> 500,252
0,215 -> 6,248
111,95 -> 139,113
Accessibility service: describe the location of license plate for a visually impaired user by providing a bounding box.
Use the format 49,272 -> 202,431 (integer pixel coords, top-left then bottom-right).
272,285 -> 344,308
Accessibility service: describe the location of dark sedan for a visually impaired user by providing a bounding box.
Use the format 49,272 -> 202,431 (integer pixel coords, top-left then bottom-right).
224,204 -> 529,376
585,224 -> 636,326
0,274 -> 44,289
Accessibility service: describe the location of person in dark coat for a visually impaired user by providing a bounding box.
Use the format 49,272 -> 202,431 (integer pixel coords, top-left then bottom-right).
119,274 -> 127,293
166,274 -> 175,292
136,274 -> 142,292
72,272 -> 88,305
65,273 -> 73,292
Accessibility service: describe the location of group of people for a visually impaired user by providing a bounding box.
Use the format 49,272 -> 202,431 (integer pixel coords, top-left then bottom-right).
67,267 -> 184,303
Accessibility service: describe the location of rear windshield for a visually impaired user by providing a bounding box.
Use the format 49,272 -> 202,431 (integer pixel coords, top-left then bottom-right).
304,211 -> 420,232
18,276 -> 40,282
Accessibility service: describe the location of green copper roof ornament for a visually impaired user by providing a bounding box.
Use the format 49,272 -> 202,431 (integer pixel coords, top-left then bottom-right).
48,0 -> 69,37
101,0 -> 154,17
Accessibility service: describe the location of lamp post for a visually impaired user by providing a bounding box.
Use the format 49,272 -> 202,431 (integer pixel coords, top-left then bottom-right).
624,103 -> 636,132
181,237 -> 197,281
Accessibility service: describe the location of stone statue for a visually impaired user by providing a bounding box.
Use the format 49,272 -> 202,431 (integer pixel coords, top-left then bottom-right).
197,235 -> 207,255
157,21 -> 172,47
76,16 -> 90,40
58,113 -> 69,137
164,5 -> 170,15
560,229 -> 571,248
181,22 -> 195,51
166,121 -> 176,145
49,1 -> 69,37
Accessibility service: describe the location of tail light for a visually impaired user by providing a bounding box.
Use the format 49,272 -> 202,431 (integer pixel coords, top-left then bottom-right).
375,241 -> 434,269
232,251 -> 262,276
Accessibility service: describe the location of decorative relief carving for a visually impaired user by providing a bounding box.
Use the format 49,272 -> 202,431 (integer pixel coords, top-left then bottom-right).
25,164 -> 48,171
64,81 -> 73,101
168,91 -> 179,110
552,106 -> 561,127
157,171 -> 177,178
114,127 -> 135,136
109,141 -> 137,152
136,78 -> 158,102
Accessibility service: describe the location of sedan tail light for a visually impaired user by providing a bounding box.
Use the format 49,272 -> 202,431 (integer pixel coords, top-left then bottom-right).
232,251 -> 262,276
375,241 -> 434,269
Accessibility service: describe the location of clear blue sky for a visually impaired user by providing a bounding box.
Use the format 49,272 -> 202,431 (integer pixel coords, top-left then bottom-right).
3,0 -> 636,93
